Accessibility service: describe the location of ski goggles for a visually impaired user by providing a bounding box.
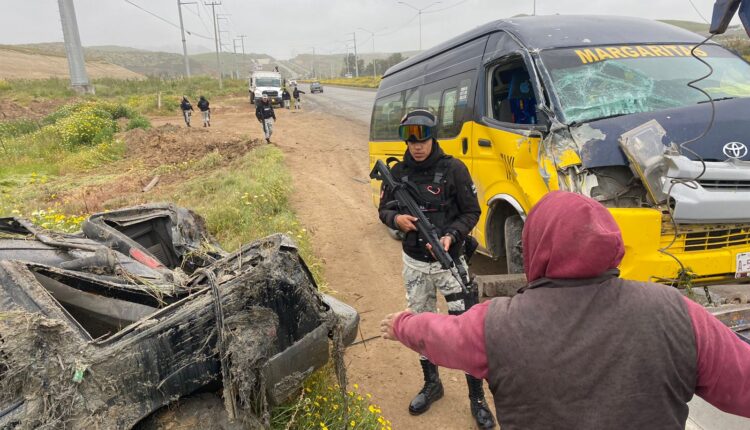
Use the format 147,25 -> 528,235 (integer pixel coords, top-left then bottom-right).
399,124 -> 433,142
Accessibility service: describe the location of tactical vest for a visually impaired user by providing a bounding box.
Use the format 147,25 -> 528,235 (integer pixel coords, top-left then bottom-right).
399,158 -> 458,261
484,275 -> 697,430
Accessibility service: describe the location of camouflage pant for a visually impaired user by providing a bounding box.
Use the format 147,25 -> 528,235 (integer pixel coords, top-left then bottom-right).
402,252 -> 468,314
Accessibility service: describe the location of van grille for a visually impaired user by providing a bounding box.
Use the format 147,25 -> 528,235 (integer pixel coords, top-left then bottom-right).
698,179 -> 750,191
263,90 -> 279,97
661,225 -> 750,252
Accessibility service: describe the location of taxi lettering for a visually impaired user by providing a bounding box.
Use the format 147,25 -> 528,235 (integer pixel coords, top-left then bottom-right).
574,45 -> 708,64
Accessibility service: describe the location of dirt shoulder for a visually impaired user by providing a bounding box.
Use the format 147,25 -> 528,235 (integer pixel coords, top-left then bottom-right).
149,97 -> 488,429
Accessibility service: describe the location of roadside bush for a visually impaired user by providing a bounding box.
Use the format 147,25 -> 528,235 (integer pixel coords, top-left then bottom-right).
318,77 -> 382,89
271,368 -> 391,430
0,79 -> 11,92
0,119 -> 40,139
58,139 -> 126,172
126,115 -> 151,130
56,106 -> 117,148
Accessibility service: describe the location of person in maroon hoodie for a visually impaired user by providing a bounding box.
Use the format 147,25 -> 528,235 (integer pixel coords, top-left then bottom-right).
381,190 -> 750,429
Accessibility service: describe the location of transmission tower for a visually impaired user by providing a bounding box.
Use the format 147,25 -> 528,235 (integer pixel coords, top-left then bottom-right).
58,0 -> 93,94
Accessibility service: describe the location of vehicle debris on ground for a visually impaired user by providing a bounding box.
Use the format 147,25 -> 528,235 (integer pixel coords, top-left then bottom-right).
0,203 -> 358,429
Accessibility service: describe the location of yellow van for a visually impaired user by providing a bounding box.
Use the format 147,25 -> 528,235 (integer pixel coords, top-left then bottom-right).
369,15 -> 750,285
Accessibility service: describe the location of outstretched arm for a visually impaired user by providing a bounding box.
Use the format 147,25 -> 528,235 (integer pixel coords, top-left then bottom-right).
685,297 -> 750,417
382,301 -> 490,379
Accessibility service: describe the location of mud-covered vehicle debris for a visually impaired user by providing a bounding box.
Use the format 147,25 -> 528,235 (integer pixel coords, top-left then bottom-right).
0,203 -> 358,429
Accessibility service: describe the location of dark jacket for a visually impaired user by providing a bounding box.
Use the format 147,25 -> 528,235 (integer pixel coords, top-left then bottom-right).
180,98 -> 193,111
255,100 -> 276,121
378,141 -> 480,262
282,90 -> 291,101
197,97 -> 209,112
293,88 -> 305,99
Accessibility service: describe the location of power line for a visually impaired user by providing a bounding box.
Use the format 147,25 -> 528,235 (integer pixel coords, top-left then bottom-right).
686,0 -> 710,24
184,2 -> 213,36
423,0 -> 470,14
123,0 -> 213,39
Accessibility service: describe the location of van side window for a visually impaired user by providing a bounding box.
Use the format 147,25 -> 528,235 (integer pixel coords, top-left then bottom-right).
423,89 -> 442,117
440,78 -> 472,137
489,57 -> 537,125
371,92 -> 404,140
405,87 -> 420,110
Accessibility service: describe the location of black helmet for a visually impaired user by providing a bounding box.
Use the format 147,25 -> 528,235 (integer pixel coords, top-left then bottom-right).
400,109 -> 436,127
399,109 -> 436,142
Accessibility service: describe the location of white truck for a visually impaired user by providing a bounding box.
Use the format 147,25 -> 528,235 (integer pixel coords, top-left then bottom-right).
249,70 -> 283,106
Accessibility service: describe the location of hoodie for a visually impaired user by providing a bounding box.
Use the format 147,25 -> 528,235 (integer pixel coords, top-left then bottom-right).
391,191 -> 750,426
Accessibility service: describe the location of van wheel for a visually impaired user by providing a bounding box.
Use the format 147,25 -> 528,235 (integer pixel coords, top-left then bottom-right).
250,93 -> 255,104
504,215 -> 524,274
387,227 -> 405,241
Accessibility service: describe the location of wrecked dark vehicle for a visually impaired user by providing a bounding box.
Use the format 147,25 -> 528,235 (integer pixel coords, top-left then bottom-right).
0,204 -> 358,429
369,15 -> 750,285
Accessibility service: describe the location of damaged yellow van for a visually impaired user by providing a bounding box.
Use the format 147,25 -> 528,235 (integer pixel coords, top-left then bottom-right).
369,15 -> 750,285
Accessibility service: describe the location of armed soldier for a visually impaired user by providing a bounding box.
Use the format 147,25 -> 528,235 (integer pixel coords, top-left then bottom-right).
376,109 -> 495,428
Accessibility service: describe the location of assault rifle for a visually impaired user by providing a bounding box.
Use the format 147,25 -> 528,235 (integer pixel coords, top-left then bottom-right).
370,159 -> 472,295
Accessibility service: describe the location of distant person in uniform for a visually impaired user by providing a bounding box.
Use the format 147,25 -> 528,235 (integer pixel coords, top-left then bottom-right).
180,96 -> 193,127
281,88 -> 291,110
293,87 -> 305,110
197,96 -> 210,127
255,94 -> 276,143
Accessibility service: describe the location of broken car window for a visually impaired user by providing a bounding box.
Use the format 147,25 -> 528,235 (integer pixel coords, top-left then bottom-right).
541,44 -> 750,124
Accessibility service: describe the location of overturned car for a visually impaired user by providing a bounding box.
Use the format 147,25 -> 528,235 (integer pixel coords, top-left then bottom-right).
0,204 -> 358,429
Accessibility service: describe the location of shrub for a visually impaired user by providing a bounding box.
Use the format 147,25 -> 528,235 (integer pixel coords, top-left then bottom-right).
56,106 -> 117,148
126,115 -> 151,130
0,119 -> 40,139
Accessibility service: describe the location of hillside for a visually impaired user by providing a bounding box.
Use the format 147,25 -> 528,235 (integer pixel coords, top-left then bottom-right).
1,43 -> 275,77
0,48 -> 143,80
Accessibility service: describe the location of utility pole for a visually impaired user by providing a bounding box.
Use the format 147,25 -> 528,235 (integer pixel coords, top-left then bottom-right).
238,34 -> 247,78
352,32 -> 359,77
533,0 -> 536,16
233,39 -> 241,79
205,1 -> 222,89
312,47 -> 316,79
218,15 -> 231,80
177,0 -> 196,78
398,1 -> 442,51
358,28 -> 376,78
58,0 -> 93,94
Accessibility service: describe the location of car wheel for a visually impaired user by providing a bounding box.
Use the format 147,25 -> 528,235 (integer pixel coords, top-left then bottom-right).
249,93 -> 255,104
504,215 -> 524,274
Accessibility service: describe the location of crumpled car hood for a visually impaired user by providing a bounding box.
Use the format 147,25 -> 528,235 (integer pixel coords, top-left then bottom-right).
576,97 -> 750,168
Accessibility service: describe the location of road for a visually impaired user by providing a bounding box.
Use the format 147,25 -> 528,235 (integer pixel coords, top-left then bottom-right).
303,84 -> 377,125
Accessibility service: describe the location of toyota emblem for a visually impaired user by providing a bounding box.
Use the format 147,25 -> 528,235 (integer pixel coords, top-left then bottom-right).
723,142 -> 748,159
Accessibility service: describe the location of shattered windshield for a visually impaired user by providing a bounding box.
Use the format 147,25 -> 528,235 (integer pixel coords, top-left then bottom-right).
256,78 -> 281,87
541,44 -> 750,124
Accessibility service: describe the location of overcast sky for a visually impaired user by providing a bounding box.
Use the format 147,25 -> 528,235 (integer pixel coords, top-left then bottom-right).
0,0 -> 736,59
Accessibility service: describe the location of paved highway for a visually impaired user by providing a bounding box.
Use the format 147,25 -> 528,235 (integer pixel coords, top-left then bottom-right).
303,84 -> 377,125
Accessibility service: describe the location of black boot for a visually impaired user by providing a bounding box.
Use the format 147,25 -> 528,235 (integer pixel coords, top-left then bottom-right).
466,375 -> 496,429
409,358 -> 444,415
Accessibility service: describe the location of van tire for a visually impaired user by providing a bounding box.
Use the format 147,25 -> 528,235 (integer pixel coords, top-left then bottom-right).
250,93 -> 255,104
504,215 -> 524,274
